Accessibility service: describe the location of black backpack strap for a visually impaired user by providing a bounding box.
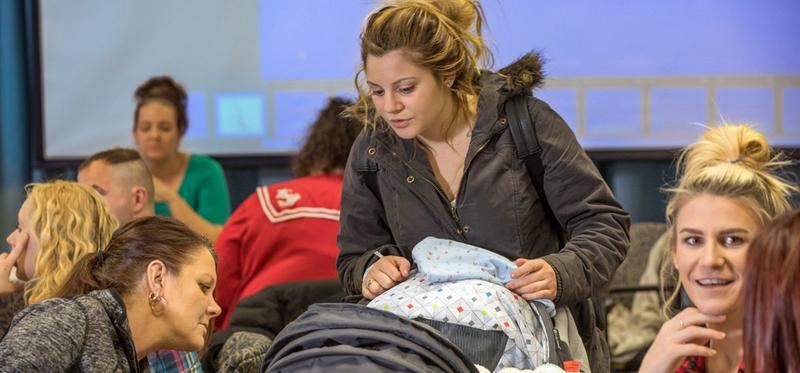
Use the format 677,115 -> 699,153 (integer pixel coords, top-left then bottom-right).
505,95 -> 565,248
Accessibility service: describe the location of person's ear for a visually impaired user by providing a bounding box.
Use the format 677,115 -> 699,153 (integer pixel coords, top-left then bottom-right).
145,259 -> 167,295
442,75 -> 455,88
130,185 -> 148,215
145,260 -> 170,316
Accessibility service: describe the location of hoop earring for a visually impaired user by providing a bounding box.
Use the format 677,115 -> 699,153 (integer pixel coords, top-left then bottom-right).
148,291 -> 166,317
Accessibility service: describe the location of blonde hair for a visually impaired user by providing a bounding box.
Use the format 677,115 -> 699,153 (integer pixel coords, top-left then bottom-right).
24,180 -> 119,304
347,0 -> 493,135
661,124 -> 797,315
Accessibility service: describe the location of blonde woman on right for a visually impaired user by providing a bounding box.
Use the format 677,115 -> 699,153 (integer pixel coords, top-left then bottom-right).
639,125 -> 797,373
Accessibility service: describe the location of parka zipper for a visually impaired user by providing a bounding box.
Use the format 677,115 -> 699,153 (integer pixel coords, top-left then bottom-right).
455,139 -> 490,205
417,172 -> 461,224
381,145 -> 461,229
420,136 -> 493,234
442,137 -> 493,235
374,132 -> 495,237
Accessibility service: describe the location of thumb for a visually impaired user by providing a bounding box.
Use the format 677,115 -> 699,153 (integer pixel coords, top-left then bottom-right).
395,256 -> 411,277
514,258 -> 527,267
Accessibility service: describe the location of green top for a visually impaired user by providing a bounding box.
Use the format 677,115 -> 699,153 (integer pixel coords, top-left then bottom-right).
155,154 -> 231,225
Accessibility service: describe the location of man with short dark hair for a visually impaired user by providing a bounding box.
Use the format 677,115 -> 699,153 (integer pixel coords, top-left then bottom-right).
77,149 -> 200,372
77,148 -> 155,224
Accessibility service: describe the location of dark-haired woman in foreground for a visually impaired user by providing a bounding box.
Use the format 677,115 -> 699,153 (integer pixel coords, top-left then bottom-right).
0,216 -> 221,372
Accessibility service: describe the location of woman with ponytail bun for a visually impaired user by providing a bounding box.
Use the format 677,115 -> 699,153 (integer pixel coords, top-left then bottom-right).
0,216 -> 222,372
640,125 -> 797,373
337,0 -> 630,370
132,76 -> 231,244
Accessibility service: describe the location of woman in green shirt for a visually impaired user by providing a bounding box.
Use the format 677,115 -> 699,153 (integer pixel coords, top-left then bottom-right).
132,76 -> 231,243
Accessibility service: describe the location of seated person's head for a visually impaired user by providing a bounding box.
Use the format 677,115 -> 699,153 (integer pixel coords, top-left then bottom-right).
56,216 -> 221,352
77,147 -> 155,224
133,76 -> 188,163
291,97 -> 362,177
5,180 -> 118,303
743,208 -> 800,372
664,125 -> 796,318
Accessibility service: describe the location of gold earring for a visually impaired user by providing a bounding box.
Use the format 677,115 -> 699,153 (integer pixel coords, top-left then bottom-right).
148,291 -> 165,317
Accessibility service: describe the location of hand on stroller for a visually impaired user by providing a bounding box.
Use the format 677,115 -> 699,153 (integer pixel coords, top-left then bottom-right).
362,255 -> 411,299
506,258 -> 557,301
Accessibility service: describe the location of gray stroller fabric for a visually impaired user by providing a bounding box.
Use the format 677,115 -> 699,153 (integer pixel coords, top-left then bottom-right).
414,318 -> 507,369
261,303 -> 478,373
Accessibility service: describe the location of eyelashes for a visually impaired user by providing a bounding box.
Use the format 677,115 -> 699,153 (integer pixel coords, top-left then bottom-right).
680,235 -> 747,248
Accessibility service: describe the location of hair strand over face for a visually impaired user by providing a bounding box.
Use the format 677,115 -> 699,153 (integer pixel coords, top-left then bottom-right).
345,0 -> 493,137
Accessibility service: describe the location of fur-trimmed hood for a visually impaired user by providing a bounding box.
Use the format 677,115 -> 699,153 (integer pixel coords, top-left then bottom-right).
468,51 -> 546,139
495,51 -> 546,96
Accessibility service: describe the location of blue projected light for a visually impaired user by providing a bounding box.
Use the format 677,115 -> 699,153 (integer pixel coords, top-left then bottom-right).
258,0 -> 372,80
185,92 -> 208,138
650,88 -> 707,135
37,0 -> 800,159
261,91 -> 328,152
785,88 -> 800,137
535,89 -> 578,133
716,88 -> 774,130
216,94 -> 265,137
585,89 -> 641,136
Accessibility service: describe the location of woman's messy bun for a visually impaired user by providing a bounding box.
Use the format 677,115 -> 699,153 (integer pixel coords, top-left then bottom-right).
133,76 -> 189,135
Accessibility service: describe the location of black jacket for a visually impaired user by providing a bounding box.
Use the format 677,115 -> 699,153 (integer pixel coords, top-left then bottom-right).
336,53 -> 630,372
204,279 -> 344,372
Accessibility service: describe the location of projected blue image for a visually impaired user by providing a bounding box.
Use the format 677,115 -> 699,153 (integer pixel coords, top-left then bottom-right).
785,88 -> 800,137
716,88 -> 774,131
649,89 -> 707,136
37,0 -> 800,159
585,89 -> 642,136
261,91 -> 328,152
258,0 -> 371,80
483,0 -> 800,76
185,92 -> 208,138
216,94 -> 265,137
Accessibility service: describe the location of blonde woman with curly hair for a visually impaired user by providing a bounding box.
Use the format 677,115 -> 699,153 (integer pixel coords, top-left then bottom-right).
1,180 -> 117,325
640,125 -> 797,373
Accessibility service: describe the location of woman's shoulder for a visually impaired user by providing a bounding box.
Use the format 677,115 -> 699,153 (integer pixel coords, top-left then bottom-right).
185,153 -> 225,178
9,295 -> 101,334
20,292 -> 110,318
344,129 -> 375,165
187,153 -> 223,169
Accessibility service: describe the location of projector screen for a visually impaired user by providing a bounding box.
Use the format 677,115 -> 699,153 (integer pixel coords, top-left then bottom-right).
37,0 -> 800,162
